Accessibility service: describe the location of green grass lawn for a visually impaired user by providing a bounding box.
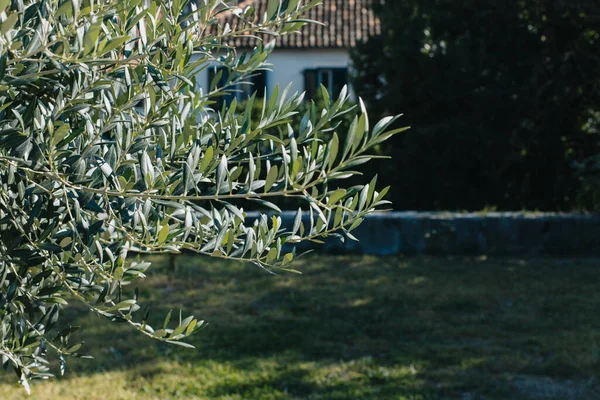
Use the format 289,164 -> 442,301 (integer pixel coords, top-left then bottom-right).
1,255 -> 600,399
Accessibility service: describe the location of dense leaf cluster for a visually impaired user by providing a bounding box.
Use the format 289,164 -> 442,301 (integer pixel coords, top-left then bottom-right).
0,0 -> 400,391
352,0 -> 600,211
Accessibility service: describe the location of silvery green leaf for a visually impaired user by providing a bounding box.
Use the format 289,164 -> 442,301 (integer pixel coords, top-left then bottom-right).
216,155 -> 227,194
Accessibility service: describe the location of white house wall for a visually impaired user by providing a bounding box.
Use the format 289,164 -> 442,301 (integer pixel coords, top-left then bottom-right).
266,49 -> 353,98
196,48 -> 353,100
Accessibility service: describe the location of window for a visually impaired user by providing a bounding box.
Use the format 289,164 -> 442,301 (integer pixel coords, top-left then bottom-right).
303,68 -> 348,100
207,67 -> 267,110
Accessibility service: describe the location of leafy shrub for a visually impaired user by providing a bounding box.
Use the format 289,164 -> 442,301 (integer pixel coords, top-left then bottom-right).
0,0 -> 401,391
352,0 -> 600,211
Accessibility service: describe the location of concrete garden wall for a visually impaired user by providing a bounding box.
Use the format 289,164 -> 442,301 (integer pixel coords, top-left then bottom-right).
251,212 -> 600,256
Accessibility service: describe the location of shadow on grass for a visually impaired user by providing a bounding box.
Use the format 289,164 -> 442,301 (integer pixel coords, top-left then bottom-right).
7,255 -> 600,399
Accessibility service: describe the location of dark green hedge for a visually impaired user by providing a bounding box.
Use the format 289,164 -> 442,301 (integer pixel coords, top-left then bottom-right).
351,0 -> 600,211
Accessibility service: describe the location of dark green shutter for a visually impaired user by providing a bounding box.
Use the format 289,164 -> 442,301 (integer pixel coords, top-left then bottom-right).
304,69 -> 318,100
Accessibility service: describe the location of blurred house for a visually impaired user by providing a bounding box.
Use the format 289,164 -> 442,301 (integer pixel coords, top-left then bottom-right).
199,0 -> 380,104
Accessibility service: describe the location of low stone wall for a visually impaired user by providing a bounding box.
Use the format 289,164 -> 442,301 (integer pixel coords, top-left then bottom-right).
253,212 -> 600,256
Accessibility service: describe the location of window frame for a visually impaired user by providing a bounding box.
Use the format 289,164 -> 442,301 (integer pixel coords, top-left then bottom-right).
304,67 -> 348,100
207,66 -> 269,109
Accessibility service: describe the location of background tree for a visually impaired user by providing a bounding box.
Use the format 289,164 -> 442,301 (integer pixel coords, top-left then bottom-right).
352,0 -> 600,211
0,0 -> 401,391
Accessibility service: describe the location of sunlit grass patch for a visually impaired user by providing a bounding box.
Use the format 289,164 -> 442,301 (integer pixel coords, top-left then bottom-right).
1,255 -> 599,399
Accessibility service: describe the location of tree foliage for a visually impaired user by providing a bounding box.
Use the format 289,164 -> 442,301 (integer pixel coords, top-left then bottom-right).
0,0 -> 401,390
352,0 -> 600,211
